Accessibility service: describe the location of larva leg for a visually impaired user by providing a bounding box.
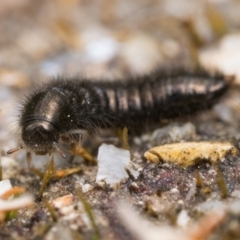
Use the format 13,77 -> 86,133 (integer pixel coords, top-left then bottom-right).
26,152 -> 45,178
115,127 -> 130,150
62,133 -> 96,163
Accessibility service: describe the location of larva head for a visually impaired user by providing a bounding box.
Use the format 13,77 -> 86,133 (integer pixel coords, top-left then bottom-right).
21,120 -> 60,155
17,87 -> 77,156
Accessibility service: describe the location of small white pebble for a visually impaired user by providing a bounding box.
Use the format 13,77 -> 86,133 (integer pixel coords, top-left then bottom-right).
177,210 -> 191,228
96,144 -> 131,185
170,188 -> 179,194
82,184 -> 93,193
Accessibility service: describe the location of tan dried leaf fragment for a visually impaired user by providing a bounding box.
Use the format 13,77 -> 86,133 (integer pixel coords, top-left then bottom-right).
52,194 -> 74,208
144,141 -> 238,167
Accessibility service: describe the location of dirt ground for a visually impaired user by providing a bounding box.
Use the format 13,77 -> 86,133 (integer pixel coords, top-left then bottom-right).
1,1 -> 240,239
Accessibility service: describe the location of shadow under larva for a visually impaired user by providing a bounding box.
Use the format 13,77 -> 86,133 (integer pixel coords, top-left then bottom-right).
7,69 -> 231,157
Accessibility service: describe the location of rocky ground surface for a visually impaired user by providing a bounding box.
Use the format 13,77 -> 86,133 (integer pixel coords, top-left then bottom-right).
1,1 -> 240,239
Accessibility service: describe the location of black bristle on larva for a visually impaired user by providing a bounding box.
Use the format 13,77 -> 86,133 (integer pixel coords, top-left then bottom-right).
10,68 -> 231,155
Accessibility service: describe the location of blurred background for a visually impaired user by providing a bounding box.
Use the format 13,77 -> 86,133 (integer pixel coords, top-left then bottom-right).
2,2 -> 240,238
1,0 -> 240,153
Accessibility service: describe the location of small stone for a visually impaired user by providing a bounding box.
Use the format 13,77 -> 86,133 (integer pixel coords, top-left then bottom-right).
177,210 -> 191,228
82,184 -> 93,193
144,141 -> 238,167
150,122 -> 196,145
96,144 -> 131,185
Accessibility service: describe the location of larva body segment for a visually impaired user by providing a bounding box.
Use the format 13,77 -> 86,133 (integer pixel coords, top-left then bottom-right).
17,69 -> 229,155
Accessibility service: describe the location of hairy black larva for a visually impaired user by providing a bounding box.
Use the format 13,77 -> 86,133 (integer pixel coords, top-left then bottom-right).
8,69 -> 230,156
